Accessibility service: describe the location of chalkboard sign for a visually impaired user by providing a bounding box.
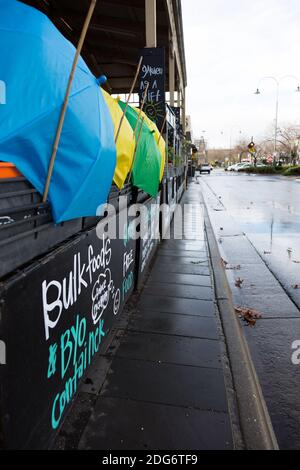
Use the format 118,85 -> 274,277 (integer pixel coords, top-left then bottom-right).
139,47 -> 166,131
0,209 -> 136,449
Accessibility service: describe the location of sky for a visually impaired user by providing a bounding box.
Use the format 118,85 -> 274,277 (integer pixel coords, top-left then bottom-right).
182,0 -> 300,148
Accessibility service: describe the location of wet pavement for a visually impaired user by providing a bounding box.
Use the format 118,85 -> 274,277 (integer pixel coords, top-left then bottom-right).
54,185 -> 234,451
201,170 -> 300,308
200,170 -> 300,450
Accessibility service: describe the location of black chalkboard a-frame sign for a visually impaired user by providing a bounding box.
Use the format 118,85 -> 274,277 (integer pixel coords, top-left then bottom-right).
138,47 -> 166,132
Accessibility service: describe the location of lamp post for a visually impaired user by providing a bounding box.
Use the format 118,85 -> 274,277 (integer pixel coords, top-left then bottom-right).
254,75 -> 300,162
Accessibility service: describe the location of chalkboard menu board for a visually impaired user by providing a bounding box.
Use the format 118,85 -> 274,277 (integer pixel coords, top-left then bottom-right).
138,47 -> 166,131
0,209 -> 136,449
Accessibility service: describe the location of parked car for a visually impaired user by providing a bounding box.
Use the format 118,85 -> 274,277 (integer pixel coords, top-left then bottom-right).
226,163 -> 246,172
256,162 -> 267,168
236,163 -> 252,172
199,163 -> 211,174
236,162 -> 267,172
226,164 -> 237,171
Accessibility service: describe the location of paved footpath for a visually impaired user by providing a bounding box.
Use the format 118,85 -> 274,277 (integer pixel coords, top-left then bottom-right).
54,183 -> 235,450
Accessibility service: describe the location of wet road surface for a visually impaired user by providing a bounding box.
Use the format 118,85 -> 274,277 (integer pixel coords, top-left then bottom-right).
200,170 -> 300,449
202,170 -> 300,309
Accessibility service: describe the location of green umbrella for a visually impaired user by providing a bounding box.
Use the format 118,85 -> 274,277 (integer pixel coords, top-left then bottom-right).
118,100 -> 161,197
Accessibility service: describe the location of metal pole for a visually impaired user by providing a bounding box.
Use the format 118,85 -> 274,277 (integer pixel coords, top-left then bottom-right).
274,83 -> 279,153
115,56 -> 143,144
43,0 -> 98,203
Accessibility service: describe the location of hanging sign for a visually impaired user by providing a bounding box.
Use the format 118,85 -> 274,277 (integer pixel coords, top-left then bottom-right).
138,47 -> 166,131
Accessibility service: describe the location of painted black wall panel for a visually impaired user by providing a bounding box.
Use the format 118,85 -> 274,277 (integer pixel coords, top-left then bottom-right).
0,210 -> 136,449
136,193 -> 161,288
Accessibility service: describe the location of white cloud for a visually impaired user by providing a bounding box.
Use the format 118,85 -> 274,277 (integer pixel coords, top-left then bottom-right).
182,0 -> 300,148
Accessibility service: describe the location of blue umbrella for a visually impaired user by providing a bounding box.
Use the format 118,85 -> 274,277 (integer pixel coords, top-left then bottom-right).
0,0 -> 116,222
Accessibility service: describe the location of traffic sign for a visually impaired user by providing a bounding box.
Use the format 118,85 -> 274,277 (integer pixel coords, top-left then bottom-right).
248,141 -> 256,153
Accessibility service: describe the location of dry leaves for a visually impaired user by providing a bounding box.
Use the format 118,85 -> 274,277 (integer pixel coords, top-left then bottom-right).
235,278 -> 244,288
221,258 -> 241,270
235,306 -> 262,327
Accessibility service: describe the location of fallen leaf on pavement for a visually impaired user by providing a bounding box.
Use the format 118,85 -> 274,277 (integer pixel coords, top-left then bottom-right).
235,278 -> 244,288
226,264 -> 241,270
235,306 -> 262,327
221,258 -> 241,270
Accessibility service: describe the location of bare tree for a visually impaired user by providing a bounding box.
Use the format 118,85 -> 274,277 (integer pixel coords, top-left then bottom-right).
277,124 -> 300,164
260,122 -> 300,164
232,139 -> 251,162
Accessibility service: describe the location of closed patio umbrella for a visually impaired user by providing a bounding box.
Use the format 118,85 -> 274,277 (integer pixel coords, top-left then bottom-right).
0,0 -> 116,222
118,100 -> 161,197
132,107 -> 166,181
102,90 -> 135,190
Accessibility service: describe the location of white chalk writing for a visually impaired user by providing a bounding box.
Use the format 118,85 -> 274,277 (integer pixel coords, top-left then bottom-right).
42,236 -> 112,340
141,65 -> 163,79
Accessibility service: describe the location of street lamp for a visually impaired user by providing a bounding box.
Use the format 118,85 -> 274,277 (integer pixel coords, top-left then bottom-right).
254,75 -> 300,158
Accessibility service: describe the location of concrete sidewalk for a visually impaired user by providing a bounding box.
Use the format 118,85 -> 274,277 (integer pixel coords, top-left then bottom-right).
54,184 -> 235,450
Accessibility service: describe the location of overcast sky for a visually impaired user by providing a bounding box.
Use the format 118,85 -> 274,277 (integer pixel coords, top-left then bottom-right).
182,0 -> 300,148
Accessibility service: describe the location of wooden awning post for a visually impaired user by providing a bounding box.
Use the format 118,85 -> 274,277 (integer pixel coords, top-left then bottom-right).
42,0 -> 98,203
115,55 -> 143,144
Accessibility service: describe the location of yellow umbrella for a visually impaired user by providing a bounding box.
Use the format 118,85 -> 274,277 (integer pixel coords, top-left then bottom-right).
132,107 -> 166,181
102,89 -> 135,189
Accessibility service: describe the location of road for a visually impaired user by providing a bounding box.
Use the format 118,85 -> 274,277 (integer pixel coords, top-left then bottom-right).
200,170 -> 300,449
201,170 -> 300,308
